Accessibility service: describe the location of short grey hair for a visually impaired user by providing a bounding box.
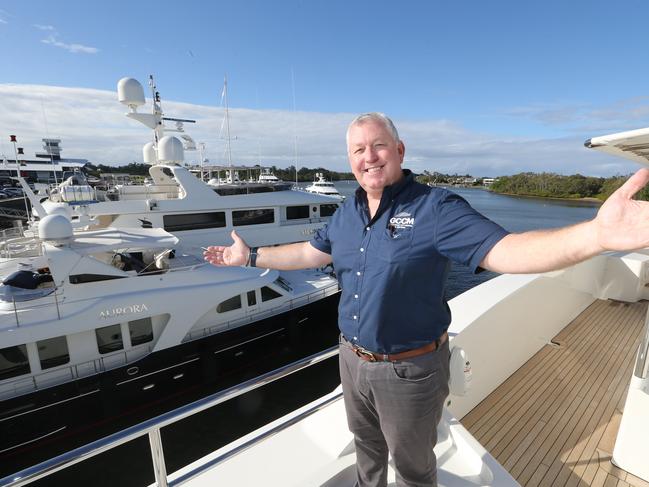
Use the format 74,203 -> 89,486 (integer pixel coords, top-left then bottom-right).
346,112 -> 400,149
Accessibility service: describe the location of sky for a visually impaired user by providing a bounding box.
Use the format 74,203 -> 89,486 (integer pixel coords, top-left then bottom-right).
2,0 -> 649,176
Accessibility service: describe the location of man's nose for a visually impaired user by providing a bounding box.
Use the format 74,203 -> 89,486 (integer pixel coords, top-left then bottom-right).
364,147 -> 379,163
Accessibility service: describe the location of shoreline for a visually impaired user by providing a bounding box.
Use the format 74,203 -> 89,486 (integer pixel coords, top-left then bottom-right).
431,184 -> 604,205
490,190 -> 602,205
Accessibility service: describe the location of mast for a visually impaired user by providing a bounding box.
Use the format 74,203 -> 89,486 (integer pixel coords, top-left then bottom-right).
148,75 -> 165,145
291,68 -> 298,186
9,135 -> 30,221
223,75 -> 234,182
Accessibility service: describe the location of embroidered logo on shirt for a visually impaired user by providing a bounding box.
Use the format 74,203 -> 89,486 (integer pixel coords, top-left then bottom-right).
389,211 -> 415,229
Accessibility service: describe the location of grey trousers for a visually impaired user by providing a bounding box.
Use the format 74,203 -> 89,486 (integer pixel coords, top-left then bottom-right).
339,337 -> 450,487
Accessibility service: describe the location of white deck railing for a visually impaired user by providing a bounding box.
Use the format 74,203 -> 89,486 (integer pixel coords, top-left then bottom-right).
0,346 -> 339,487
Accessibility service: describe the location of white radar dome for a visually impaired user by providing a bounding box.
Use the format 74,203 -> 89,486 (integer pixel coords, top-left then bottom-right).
38,214 -> 73,241
158,136 -> 184,163
143,142 -> 157,164
117,78 -> 145,108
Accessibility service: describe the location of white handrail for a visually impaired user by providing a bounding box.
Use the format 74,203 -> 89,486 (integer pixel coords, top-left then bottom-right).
0,346 -> 339,487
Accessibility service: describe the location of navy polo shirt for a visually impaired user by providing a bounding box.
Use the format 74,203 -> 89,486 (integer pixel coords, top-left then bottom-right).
310,170 -> 509,354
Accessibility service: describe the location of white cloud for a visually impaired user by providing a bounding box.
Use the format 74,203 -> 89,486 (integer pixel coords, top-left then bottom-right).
0,18 -> 7,24
41,35 -> 98,54
0,83 -> 642,178
33,24 -> 55,31
507,97 -> 649,134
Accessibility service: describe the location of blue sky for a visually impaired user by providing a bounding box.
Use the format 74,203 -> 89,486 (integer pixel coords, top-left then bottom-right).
2,0 -> 649,176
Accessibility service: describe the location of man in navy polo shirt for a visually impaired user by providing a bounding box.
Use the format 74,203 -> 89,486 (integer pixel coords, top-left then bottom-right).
204,112 -> 649,486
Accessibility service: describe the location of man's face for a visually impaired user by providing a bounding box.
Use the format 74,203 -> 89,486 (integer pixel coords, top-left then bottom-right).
347,120 -> 405,196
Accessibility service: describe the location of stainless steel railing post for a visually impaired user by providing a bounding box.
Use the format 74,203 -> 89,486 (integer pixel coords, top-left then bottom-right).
148,429 -> 168,487
633,305 -> 649,379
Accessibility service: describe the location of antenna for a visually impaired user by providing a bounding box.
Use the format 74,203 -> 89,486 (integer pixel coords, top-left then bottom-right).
40,96 -> 59,186
223,75 -> 233,169
9,135 -> 31,221
148,75 -> 164,144
291,67 -> 298,186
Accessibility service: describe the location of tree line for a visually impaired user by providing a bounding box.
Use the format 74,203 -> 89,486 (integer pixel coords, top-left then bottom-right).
489,172 -> 649,201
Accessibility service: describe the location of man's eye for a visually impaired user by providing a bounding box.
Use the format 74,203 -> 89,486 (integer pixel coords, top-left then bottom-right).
354,148 -> 364,154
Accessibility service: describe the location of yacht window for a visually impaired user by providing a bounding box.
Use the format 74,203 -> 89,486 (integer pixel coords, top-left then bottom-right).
163,212 -> 226,232
286,205 -> 309,220
37,336 -> 70,370
129,317 -> 154,346
261,286 -> 282,302
320,204 -> 339,217
247,290 -> 257,306
0,344 -> 30,380
217,295 -> 242,313
69,274 -> 126,284
96,324 -> 124,354
232,209 -> 274,226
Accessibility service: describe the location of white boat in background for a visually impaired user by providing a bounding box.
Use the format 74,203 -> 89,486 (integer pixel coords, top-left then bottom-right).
302,173 -> 345,200
0,212 -> 339,461
257,168 -> 283,185
5,126 -> 649,486
0,75 -> 344,472
6,77 -> 342,253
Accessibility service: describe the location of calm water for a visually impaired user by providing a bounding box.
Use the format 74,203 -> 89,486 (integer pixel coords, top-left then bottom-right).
28,183 -> 600,486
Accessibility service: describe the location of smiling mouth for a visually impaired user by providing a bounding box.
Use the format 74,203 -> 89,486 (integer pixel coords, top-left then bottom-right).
364,165 -> 384,173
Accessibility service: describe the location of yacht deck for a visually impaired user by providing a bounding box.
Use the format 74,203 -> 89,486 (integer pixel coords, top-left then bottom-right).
462,299 -> 649,487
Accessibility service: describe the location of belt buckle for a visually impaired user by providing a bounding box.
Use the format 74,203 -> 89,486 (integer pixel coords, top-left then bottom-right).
353,346 -> 377,362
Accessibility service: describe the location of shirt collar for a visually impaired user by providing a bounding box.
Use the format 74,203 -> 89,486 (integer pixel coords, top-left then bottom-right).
354,169 -> 415,202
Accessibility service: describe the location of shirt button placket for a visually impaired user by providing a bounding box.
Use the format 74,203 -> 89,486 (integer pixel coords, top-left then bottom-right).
353,226 -> 371,338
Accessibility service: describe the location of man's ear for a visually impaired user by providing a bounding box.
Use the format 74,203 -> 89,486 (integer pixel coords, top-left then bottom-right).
398,141 -> 405,163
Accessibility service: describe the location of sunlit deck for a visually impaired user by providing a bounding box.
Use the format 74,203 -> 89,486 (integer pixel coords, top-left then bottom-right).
462,299 -> 649,487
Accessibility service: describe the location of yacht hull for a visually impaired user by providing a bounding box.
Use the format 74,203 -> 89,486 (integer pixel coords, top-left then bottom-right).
0,292 -> 340,476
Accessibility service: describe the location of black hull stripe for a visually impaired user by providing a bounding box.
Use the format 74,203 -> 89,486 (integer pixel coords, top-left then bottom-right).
213,328 -> 285,355
0,389 -> 100,423
0,426 -> 67,454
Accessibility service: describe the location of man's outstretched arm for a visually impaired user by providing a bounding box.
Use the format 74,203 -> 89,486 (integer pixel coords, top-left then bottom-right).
481,168 -> 649,274
203,230 -> 332,270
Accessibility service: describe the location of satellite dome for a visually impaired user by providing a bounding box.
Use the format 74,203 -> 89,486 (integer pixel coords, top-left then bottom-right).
117,78 -> 145,108
158,136 -> 184,163
38,214 -> 73,241
143,142 -> 157,164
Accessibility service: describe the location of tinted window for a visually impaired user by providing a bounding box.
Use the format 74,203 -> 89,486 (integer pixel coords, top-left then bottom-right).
320,204 -> 339,217
247,290 -> 257,306
232,209 -> 274,226
0,345 -> 30,380
129,317 -> 153,346
217,295 -> 242,313
261,286 -> 282,302
286,205 -> 309,220
38,336 -> 70,369
96,324 -> 124,354
163,212 -> 226,232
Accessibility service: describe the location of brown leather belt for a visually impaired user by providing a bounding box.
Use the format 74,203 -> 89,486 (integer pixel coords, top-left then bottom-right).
348,332 -> 448,363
